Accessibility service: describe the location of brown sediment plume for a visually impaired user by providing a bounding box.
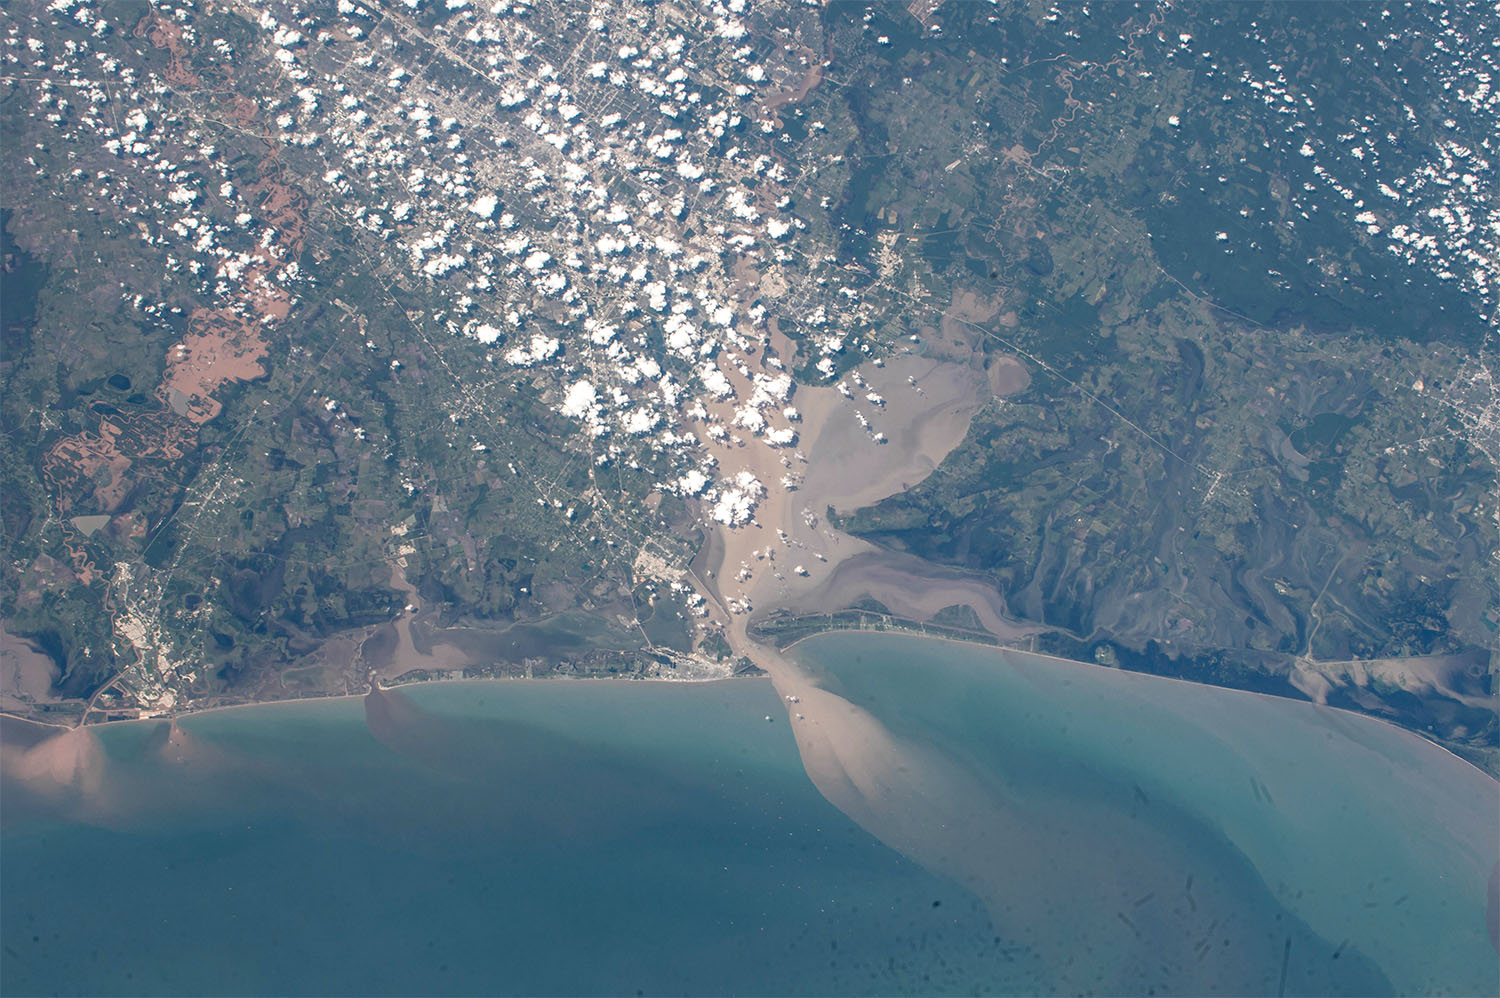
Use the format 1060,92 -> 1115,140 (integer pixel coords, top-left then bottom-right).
792,550 -> 1038,643
152,717 -> 222,768
2,724 -> 106,796
0,714 -> 68,753
750,642 -> 1316,994
687,292 -> 1285,987
696,284 -> 1039,700
364,683 -> 425,734
745,644 -> 1099,984
701,350 -> 1001,632
699,341 -> 1043,663
363,683 -> 450,769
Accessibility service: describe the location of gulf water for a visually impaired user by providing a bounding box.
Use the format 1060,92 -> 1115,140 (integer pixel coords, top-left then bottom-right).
788,631 -> 1498,996
3,634 -> 1496,995
3,679 -> 1013,995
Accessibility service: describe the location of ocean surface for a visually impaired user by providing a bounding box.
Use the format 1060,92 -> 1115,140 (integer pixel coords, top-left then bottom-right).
788,631 -> 1499,996
3,635 -> 1496,995
3,679 -> 1014,996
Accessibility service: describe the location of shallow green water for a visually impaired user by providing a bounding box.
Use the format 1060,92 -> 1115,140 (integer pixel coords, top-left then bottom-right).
4,638 -> 1495,995
788,631 -> 1499,996
1,680 -> 1017,996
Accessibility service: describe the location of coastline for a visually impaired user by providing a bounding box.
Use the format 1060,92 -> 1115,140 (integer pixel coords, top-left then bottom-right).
5,299 -> 1489,778
5,603 -> 1490,787
779,627 -> 1500,784
0,670 -> 764,735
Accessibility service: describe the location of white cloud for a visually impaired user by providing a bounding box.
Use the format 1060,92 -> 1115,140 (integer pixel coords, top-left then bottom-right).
560,380 -> 598,419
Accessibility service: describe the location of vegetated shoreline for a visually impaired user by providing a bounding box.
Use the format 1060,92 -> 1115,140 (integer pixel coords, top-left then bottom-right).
4,318 -> 1000,735
6,308 -> 1489,780
0,610 -> 982,735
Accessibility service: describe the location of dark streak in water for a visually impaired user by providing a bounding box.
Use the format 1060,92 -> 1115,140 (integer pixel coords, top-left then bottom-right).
1489,863 -> 1499,956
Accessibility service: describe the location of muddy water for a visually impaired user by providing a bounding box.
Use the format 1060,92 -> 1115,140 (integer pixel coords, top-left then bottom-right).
800,354 -> 986,514
728,347 -> 1033,645
2,680 -> 1021,996
793,550 -> 1038,642
785,630 -> 1498,995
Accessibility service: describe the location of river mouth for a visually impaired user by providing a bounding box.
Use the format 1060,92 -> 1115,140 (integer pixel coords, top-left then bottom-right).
702,329 -> 1034,657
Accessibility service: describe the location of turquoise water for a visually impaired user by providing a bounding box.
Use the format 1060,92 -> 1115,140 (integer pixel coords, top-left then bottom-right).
788,631 -> 1499,996
1,680 -> 1017,996
4,639 -> 1496,995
